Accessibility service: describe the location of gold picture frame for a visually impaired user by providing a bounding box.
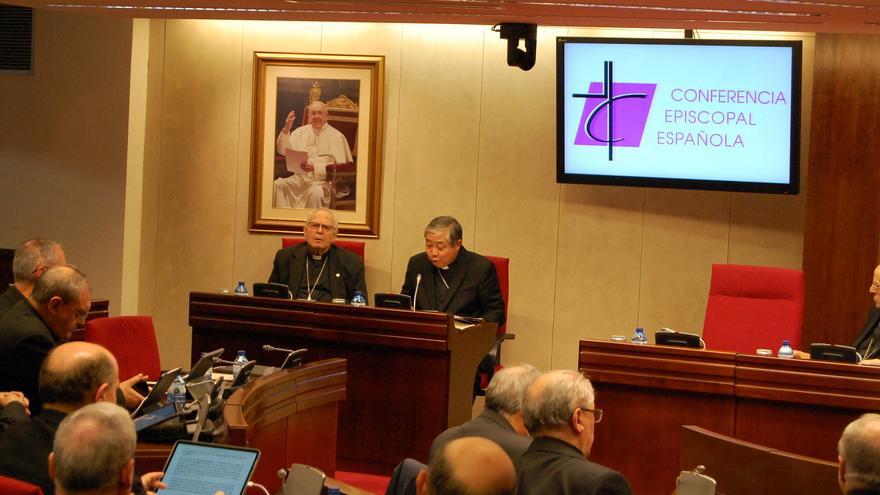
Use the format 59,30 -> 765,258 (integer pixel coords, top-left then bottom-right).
249,52 -> 384,237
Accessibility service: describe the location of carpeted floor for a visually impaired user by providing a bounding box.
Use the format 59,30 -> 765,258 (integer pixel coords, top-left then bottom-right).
335,470 -> 391,495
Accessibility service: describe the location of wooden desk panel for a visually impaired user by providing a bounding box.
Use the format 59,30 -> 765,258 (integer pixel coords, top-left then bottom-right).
190,292 -> 496,475
580,341 -> 737,495
580,340 -> 879,494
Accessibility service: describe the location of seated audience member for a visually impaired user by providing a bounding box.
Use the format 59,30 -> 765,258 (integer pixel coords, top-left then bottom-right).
417,437 -> 516,495
0,265 -> 91,414
430,364 -> 539,463
49,402 -> 139,495
516,370 -> 632,495
796,264 -> 880,365
838,413 -> 880,495
0,238 -> 66,317
0,342 -> 162,495
0,266 -> 144,414
268,207 -> 366,302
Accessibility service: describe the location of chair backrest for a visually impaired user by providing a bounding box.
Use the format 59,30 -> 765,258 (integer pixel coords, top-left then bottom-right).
281,238 -> 365,261
0,475 -> 44,495
484,256 -> 509,338
702,264 -> 804,354
84,316 -> 162,379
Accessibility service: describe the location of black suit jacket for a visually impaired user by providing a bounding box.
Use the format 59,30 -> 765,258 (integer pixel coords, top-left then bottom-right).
0,285 -> 24,319
401,248 -> 505,325
0,301 -> 58,415
0,407 -> 66,495
268,243 -> 366,302
515,436 -> 633,495
429,409 -> 530,463
851,306 -> 880,352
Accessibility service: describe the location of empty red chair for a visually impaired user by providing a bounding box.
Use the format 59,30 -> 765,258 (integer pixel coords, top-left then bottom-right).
84,316 -> 162,380
702,264 -> 804,354
281,237 -> 365,260
0,475 -> 44,495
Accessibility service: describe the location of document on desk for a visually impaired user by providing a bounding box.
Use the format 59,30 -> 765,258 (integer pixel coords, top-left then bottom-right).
454,315 -> 484,331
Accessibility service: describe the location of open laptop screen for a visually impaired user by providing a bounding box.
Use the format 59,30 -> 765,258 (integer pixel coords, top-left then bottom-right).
158,440 -> 260,495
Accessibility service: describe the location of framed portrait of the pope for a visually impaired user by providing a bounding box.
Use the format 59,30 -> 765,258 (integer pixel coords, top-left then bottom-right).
249,52 -> 384,238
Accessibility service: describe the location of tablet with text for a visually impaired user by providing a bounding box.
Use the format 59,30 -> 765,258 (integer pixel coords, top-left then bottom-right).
158,440 -> 259,495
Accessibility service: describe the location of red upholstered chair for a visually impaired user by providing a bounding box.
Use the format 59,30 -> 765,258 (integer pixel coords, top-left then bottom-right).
702,264 -> 804,354
478,256 -> 515,391
84,316 -> 162,380
281,237 -> 365,260
0,475 -> 44,495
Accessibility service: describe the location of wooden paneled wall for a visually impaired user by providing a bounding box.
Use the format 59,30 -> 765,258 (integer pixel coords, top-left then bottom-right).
803,33 -> 880,348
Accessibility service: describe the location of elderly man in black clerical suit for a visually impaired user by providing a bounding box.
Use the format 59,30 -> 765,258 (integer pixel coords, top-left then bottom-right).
401,216 -> 504,324
429,364 -> 539,464
0,238 -> 66,318
515,370 -> 633,495
268,207 -> 366,303
837,413 -> 880,495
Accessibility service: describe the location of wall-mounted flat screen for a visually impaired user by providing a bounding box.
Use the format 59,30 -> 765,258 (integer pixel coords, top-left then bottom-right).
557,37 -> 801,194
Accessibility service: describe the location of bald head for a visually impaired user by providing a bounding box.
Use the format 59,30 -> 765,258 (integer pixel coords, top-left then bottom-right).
419,437 -> 515,495
39,341 -> 119,410
839,414 -> 880,493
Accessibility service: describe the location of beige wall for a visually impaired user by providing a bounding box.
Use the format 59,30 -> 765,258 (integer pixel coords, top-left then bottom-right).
0,11 -> 132,309
133,20 -> 813,371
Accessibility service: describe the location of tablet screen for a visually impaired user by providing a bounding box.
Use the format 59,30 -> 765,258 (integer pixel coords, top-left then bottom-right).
158,441 -> 259,495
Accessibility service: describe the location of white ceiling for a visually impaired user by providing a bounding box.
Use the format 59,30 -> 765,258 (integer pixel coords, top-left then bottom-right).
7,0 -> 880,33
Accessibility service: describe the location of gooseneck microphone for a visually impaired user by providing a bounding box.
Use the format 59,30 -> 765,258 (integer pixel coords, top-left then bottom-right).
263,344 -> 294,353
412,273 -> 422,311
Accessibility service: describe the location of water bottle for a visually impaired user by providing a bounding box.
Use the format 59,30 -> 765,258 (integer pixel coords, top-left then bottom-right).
631,327 -> 648,345
167,373 -> 187,411
351,290 -> 366,307
232,350 -> 248,380
778,339 -> 794,358
234,281 -> 249,296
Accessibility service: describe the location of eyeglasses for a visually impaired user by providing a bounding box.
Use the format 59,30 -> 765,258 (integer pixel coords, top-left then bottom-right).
63,299 -> 89,324
574,406 -> 603,424
306,221 -> 336,232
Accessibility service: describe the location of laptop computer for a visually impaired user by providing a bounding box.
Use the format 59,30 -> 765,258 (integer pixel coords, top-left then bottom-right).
185,348 -> 224,382
131,367 -> 182,418
157,440 -> 260,495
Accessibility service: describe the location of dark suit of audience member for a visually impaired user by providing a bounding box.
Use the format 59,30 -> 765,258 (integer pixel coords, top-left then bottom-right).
401,247 -> 505,324
0,301 -> 60,415
0,406 -> 65,493
516,370 -> 632,495
269,243 -> 366,301
431,409 -> 530,464
0,285 -> 25,318
516,436 -> 631,495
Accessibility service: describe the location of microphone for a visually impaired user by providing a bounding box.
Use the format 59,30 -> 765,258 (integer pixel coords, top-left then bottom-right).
412,273 -> 422,311
263,344 -> 294,353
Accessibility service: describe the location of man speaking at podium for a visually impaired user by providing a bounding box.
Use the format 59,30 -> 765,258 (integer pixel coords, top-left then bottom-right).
401,216 -> 504,324
268,208 -> 366,303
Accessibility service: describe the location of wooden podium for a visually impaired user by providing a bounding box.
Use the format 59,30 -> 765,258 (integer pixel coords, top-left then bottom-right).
579,339 -> 880,495
189,292 -> 497,474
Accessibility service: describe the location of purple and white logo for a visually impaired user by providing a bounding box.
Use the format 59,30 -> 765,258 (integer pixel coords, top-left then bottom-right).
573,61 -> 656,160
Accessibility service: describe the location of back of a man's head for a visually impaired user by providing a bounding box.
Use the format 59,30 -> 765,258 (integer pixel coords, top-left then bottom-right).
13,238 -> 65,284
522,369 -> 594,436
839,414 -> 880,494
420,437 -> 515,495
485,364 -> 540,415
31,265 -> 89,306
50,402 -> 136,495
39,341 -> 118,409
